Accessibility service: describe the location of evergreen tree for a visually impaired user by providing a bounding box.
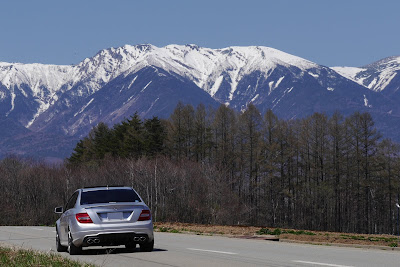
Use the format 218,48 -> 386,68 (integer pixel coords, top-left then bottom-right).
68,140 -> 85,164
110,119 -> 130,157
121,113 -> 144,159
92,122 -> 113,160
143,117 -> 166,157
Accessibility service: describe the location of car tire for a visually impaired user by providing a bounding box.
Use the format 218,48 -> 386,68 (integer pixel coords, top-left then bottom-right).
139,239 -> 154,252
68,228 -> 82,255
56,228 -> 67,252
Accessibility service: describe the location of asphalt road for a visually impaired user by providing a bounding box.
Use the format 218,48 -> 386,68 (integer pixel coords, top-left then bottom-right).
0,226 -> 399,266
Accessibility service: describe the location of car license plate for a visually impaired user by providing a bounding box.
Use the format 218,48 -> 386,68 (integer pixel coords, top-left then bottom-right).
108,212 -> 123,220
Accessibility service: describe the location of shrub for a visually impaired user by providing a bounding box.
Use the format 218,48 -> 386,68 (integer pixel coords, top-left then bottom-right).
272,228 -> 282,235
256,228 -> 271,235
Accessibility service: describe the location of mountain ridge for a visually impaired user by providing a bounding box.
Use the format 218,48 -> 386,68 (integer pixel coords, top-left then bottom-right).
1,44 -> 399,159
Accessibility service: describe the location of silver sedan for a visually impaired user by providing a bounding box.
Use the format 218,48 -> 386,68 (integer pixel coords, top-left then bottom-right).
54,186 -> 154,255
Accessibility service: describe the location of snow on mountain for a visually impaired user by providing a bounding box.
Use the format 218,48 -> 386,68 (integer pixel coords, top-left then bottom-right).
73,44 -> 319,99
0,62 -> 74,93
0,62 -> 77,127
162,45 -> 318,98
1,44 -> 321,130
0,44 -> 320,100
331,66 -> 366,83
332,56 -> 400,93
1,44 -> 400,159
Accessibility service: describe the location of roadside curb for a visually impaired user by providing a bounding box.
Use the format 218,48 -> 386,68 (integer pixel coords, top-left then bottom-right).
279,238 -> 400,251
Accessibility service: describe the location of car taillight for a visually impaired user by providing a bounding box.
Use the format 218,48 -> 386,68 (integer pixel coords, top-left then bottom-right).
138,209 -> 151,221
76,213 -> 93,223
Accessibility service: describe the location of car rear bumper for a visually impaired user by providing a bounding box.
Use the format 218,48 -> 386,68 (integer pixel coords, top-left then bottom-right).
70,221 -> 154,247
83,232 -> 150,246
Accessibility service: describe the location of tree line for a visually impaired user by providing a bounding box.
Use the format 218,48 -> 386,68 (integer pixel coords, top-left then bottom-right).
2,102 -> 400,235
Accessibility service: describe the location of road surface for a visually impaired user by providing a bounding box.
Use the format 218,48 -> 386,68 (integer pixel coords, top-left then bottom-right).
0,226 -> 399,266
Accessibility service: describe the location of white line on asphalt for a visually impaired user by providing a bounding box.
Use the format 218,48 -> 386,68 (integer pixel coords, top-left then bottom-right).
293,260 -> 354,267
30,228 -> 44,231
187,248 -> 237,255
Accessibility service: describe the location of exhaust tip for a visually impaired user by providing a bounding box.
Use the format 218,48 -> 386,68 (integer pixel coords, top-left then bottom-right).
134,237 -> 140,241
140,236 -> 146,241
94,238 -> 100,244
87,238 -> 93,244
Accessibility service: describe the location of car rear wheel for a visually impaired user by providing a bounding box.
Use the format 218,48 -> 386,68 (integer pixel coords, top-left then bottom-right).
139,239 -> 154,252
56,228 -> 67,252
68,228 -> 82,255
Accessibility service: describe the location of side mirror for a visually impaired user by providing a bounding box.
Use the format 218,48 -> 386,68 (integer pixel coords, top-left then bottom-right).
54,206 -> 63,214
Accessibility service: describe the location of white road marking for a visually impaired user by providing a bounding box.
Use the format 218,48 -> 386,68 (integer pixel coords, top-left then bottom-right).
30,228 -> 44,231
187,248 -> 237,255
293,260 -> 354,267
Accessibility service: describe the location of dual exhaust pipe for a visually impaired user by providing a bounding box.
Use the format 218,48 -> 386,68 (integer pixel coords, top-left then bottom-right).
86,238 -> 100,244
134,236 -> 147,242
86,236 -> 146,245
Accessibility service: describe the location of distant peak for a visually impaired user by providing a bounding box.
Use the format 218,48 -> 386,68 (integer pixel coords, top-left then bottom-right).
133,44 -> 155,51
94,44 -> 155,57
362,55 -> 400,70
185,44 -> 200,50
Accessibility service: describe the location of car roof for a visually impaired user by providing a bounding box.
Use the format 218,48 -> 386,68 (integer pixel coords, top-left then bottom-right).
81,186 -> 133,192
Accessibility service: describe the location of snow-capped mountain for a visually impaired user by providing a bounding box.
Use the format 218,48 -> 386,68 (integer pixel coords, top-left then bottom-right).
0,44 -> 322,132
1,44 -> 399,159
0,63 -> 75,127
333,56 -> 400,99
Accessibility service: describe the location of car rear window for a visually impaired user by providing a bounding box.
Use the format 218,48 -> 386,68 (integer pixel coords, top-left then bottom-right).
81,189 -> 141,205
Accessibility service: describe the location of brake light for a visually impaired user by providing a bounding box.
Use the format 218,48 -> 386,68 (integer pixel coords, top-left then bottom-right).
76,213 -> 93,223
138,209 -> 151,221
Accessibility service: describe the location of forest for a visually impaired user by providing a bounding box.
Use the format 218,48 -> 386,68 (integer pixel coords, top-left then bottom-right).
1,102 -> 400,235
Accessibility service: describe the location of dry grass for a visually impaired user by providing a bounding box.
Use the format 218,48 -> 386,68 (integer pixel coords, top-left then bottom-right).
154,222 -> 400,247
0,246 -> 94,267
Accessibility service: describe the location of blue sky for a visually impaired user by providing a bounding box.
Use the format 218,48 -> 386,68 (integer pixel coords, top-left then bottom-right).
0,0 -> 398,67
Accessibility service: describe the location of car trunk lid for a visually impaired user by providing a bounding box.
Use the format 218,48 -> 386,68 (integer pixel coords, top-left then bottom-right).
82,203 -> 147,223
